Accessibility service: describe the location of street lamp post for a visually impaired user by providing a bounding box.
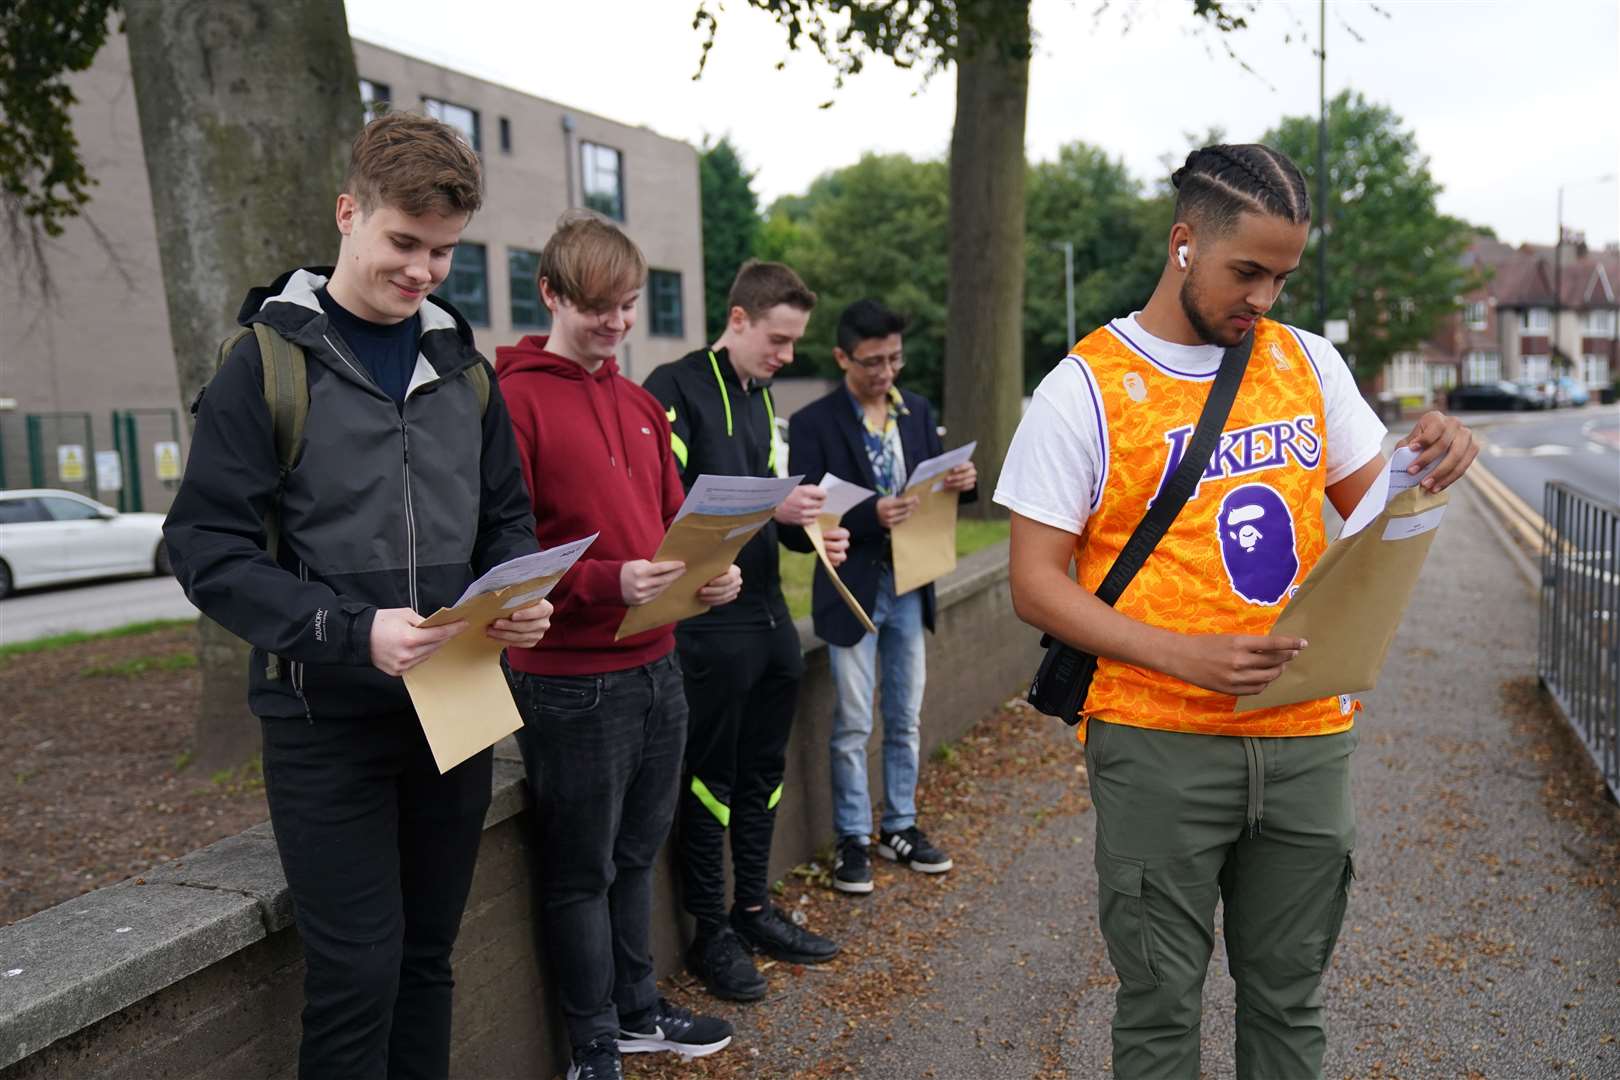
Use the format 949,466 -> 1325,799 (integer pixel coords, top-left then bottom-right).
1554,173 -> 1616,383
1049,240 -> 1075,348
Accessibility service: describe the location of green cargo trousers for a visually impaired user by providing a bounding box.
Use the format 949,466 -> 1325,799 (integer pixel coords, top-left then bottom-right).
1085,717 -> 1357,1080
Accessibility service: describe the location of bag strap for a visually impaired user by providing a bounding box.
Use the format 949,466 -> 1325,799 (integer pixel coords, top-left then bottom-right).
464,359 -> 491,415
1091,330 -> 1254,608
254,322 -> 307,682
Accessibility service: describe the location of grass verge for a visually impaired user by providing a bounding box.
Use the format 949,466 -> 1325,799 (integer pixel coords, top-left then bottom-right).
0,618 -> 197,662
781,519 -> 1008,620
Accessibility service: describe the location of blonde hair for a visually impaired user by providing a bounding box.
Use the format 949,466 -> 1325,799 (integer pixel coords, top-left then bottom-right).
344,111 -> 483,217
537,210 -> 648,312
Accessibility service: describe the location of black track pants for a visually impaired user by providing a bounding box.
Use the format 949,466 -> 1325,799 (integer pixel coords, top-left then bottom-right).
674,621 -> 804,930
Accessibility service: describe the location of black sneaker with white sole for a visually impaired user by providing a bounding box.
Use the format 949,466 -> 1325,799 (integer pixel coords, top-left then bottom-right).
878,826 -> 953,873
566,1036 -> 622,1080
731,903 -> 841,964
617,997 -> 734,1059
833,835 -> 874,894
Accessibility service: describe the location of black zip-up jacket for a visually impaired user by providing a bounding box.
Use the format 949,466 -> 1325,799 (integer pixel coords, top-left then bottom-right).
163,267 -> 537,719
642,347 -> 812,631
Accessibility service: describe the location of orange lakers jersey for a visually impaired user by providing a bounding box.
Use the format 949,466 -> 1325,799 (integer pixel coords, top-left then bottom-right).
1071,317 -> 1357,741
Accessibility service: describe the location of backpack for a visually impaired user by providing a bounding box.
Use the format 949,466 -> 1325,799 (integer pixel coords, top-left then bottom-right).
214,322 -> 491,679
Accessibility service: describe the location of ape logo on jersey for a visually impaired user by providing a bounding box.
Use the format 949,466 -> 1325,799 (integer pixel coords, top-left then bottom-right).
1152,415 -> 1322,505
1217,484 -> 1299,606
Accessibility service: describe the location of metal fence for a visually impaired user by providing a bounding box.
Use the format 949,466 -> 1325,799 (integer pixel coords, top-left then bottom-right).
1538,482 -> 1620,801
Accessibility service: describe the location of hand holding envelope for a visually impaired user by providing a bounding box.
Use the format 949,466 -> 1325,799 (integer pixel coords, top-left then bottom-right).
889,442 -> 977,595
808,475 -> 880,634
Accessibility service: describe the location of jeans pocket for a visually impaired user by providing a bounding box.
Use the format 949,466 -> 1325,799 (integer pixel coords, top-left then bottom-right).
523,674 -> 601,717
1095,844 -> 1160,989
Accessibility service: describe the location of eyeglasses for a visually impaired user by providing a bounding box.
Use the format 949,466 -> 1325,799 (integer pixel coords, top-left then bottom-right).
851,350 -> 905,372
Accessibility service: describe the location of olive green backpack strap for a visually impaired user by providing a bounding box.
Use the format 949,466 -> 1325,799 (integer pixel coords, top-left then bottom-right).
252,322 -> 308,682
464,359 -> 491,415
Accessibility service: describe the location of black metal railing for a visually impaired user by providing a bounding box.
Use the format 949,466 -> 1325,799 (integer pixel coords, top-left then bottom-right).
1539,482 -> 1620,801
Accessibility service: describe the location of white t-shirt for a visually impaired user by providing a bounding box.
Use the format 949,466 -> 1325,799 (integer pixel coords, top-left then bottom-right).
994,314 -> 1387,536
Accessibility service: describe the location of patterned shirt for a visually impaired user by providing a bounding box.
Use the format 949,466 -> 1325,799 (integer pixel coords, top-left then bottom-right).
847,386 -> 908,495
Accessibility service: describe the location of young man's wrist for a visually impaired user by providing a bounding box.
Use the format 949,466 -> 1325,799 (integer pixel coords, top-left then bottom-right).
343,603 -> 379,665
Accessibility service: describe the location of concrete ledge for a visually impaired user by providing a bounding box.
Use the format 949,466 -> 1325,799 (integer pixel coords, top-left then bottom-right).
0,540 -> 1025,1076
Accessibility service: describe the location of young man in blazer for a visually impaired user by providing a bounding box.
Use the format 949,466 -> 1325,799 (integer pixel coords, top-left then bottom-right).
786,299 -> 976,895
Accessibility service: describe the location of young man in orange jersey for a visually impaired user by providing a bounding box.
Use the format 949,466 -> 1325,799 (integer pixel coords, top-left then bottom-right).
997,143 -> 1477,1079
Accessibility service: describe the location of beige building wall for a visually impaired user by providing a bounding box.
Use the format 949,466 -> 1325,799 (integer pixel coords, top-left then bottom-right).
0,37 -> 705,508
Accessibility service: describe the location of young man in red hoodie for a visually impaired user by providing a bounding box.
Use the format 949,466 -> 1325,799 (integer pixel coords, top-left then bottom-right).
496,211 -> 738,1080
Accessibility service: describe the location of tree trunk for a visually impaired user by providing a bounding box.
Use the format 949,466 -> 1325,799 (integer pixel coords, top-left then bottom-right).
125,0 -> 360,772
943,3 -> 1030,520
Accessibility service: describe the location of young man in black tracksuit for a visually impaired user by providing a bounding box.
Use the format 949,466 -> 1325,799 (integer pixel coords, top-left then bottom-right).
643,261 -> 848,1001
163,113 -> 550,1080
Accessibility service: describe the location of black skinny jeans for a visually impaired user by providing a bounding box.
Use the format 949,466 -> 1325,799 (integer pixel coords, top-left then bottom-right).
511,652 -> 687,1049
260,715 -> 493,1080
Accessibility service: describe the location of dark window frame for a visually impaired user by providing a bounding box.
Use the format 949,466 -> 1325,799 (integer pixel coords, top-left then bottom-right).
648,269 -> 684,338
580,141 -> 626,221
437,242 -> 490,326
499,116 -> 512,154
421,95 -> 482,153
507,247 -> 551,330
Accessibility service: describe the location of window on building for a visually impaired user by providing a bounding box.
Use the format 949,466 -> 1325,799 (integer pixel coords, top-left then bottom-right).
422,96 -> 480,152
1584,354 -> 1612,388
359,78 -> 390,122
499,116 -> 512,154
1464,350 -> 1502,384
508,248 -> 550,330
1429,364 -> 1457,392
436,242 -> 488,325
1463,301 -> 1487,330
1521,354 -> 1551,382
648,270 -> 684,337
1584,308 -> 1617,335
581,142 -> 625,220
1387,352 -> 1427,394
1521,307 -> 1550,332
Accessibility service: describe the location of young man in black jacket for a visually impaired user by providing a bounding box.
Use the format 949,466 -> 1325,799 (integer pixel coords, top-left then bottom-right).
643,261 -> 848,1001
787,299 -> 977,895
163,112 -> 550,1080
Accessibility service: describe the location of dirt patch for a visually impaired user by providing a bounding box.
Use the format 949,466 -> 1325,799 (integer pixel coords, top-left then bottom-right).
0,626 -> 269,926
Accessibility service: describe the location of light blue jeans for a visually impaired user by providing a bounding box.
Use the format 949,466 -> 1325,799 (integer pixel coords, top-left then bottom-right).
828,565 -> 926,839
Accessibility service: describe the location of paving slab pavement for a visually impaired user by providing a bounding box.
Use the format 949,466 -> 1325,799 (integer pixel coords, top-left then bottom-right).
627,479 -> 1619,1080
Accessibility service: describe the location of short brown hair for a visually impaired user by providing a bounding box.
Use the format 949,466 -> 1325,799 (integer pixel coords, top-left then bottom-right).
537,210 -> 648,312
344,111 -> 483,217
726,260 -> 817,320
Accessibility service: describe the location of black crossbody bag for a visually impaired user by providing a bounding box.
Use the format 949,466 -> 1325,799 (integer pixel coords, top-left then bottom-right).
1027,332 -> 1254,724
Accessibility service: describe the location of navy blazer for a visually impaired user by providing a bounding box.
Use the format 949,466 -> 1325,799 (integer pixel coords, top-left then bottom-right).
787,385 -> 977,648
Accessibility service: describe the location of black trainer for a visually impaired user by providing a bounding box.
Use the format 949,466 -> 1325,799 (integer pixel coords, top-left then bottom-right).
731,903 -> 841,964
686,925 -> 766,1001
833,834 -> 874,894
878,825 -> 953,873
617,996 -> 734,1059
566,1036 -> 622,1080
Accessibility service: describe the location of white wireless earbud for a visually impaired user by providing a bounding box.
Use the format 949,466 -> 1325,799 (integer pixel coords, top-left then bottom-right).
1177,244 -> 1189,269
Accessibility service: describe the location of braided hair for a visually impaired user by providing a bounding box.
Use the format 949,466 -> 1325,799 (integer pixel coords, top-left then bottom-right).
1171,144 -> 1310,236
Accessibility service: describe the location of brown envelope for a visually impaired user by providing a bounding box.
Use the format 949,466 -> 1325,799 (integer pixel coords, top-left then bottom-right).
890,481 -> 961,596
403,573 -> 562,773
614,508 -> 777,640
808,513 -> 878,635
1234,484 -> 1449,713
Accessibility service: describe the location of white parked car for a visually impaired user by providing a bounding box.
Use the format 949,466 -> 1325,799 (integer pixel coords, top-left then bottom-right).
0,489 -> 170,600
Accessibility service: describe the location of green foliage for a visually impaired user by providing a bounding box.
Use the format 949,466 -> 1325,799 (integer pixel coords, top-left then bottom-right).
699,136 -> 762,337
0,618 -> 195,661
778,517 -> 1007,620
0,0 -> 121,237
1265,92 -> 1479,384
766,153 -> 951,402
82,652 -> 198,678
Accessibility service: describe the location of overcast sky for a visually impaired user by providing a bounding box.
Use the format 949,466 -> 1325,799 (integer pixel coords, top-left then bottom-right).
346,0 -> 1619,248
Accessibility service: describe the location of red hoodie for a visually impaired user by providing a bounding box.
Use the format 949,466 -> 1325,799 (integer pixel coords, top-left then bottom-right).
496,336 -> 687,675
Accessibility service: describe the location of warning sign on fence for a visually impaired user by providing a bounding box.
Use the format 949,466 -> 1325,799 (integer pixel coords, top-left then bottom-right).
153,441 -> 182,482
96,450 -> 123,492
58,444 -> 86,483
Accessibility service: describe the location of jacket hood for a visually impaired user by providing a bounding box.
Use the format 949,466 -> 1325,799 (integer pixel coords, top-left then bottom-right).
494,335 -> 622,382
239,266 -> 471,344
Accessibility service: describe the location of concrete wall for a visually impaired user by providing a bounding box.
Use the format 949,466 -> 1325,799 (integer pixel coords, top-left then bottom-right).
0,542 -> 1030,1079
0,37 -> 705,508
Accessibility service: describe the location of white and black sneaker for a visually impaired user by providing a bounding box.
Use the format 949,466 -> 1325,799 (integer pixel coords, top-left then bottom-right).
833,834 -> 874,894
617,997 -> 734,1060
566,1036 -> 622,1080
878,826 -> 953,873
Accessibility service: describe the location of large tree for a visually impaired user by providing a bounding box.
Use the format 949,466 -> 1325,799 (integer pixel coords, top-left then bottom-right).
699,136 -> 762,338
694,0 -> 1250,516
1265,91 -> 1478,385
118,0 -> 360,771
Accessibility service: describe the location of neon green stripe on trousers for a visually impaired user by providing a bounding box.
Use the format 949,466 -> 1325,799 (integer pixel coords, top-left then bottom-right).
690,776 -> 730,827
